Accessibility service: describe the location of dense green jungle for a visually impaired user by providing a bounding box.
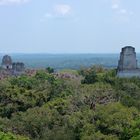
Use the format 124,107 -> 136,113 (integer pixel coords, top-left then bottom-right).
0,66 -> 140,140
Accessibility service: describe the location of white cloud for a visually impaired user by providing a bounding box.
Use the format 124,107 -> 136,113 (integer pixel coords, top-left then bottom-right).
111,0 -> 134,23
0,0 -> 30,5
119,9 -> 127,14
111,4 -> 119,9
54,4 -> 71,16
44,13 -> 53,18
111,0 -> 133,15
111,0 -> 121,10
40,4 -> 72,22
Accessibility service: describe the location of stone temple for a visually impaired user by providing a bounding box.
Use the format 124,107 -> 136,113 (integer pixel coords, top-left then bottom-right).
1,55 -> 25,75
117,46 -> 140,77
1,55 -> 12,69
12,62 -> 25,75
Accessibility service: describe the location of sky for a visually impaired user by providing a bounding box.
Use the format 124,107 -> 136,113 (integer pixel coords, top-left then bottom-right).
0,0 -> 140,53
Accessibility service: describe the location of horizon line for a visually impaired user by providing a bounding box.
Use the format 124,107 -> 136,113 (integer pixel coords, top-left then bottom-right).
0,52 -> 140,55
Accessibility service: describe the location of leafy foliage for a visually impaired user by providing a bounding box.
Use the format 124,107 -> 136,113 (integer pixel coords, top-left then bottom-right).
0,67 -> 140,139
0,131 -> 29,140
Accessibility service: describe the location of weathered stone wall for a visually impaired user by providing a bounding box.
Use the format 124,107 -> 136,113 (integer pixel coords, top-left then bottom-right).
118,46 -> 137,71
12,62 -> 25,72
1,55 -> 12,69
117,70 -> 140,77
12,62 -> 25,75
117,46 -> 140,77
1,55 -> 25,76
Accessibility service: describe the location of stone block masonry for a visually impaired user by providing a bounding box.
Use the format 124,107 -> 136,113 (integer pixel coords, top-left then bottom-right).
1,55 -> 25,76
117,46 -> 140,77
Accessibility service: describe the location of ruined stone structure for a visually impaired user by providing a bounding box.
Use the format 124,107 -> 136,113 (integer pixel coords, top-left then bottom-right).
1,55 -> 25,76
12,62 -> 25,75
117,46 -> 140,77
1,55 -> 12,69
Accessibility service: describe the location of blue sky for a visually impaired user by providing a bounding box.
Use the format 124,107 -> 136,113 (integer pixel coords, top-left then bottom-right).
0,0 -> 140,53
